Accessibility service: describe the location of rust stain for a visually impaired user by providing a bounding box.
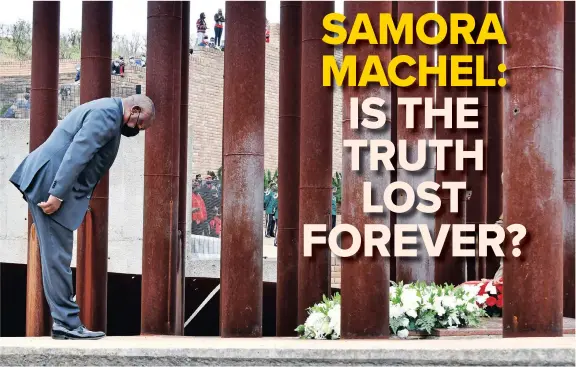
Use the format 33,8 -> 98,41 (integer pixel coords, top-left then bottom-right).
27,1 -> 60,337
340,0 -> 391,339
220,2 -> 266,337
141,1 -> 183,335
276,1 -> 302,337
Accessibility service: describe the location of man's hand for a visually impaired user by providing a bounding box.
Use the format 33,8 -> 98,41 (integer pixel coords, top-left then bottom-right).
38,195 -> 62,215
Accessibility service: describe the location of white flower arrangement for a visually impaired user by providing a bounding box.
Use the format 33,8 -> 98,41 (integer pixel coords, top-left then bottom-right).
296,282 -> 487,339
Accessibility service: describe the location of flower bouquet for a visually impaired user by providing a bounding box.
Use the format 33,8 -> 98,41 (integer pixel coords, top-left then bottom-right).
296,282 -> 489,339
461,277 -> 503,317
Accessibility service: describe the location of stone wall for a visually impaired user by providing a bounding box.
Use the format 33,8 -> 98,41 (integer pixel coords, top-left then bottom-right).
0,24 -> 344,177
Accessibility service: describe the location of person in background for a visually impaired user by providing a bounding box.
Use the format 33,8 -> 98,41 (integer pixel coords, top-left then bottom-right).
331,185 -> 337,229
207,184 -> 221,237
196,12 -> 208,46
210,211 -> 222,238
265,19 -> 270,43
200,36 -> 210,47
1,103 -> 16,118
264,181 -> 275,234
265,183 -> 278,238
214,8 -> 225,48
74,66 -> 81,82
273,201 -> 278,246
191,180 -> 208,236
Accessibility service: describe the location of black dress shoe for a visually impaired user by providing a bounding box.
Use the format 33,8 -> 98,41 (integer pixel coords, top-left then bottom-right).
52,323 -> 105,340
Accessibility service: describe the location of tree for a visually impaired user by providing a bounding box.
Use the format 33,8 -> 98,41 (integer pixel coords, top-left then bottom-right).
10,20 -> 32,59
113,32 -> 146,57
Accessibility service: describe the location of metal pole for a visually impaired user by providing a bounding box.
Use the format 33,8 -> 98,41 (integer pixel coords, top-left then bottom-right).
297,0 -> 334,325
141,1 -> 182,335
341,1 -> 391,339
563,0 -> 575,319
434,1 -> 467,285
76,0 -> 113,334
26,0 -> 60,337
485,0 -> 504,279
466,0 -> 488,280
503,1 -> 564,337
220,1 -> 266,337
176,0 -> 190,335
395,0 -> 435,284
276,1 -> 301,337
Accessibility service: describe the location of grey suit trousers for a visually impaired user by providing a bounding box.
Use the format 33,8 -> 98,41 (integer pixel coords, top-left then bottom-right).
28,200 -> 81,329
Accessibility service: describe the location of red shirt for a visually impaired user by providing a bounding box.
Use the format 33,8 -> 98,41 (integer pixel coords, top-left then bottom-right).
210,217 -> 222,236
192,193 -> 207,223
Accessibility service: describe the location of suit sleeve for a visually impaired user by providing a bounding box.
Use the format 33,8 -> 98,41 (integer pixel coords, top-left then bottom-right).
48,110 -> 117,199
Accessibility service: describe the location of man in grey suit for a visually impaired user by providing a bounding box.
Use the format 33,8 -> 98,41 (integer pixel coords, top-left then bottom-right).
10,94 -> 155,340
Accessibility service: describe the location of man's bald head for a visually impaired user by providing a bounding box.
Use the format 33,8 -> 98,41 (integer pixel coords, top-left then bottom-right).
122,94 -> 156,131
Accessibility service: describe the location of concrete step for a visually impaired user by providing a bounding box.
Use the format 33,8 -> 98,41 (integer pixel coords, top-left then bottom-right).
0,336 -> 573,366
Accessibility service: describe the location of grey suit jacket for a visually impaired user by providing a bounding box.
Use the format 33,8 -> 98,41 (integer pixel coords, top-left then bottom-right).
10,97 -> 124,231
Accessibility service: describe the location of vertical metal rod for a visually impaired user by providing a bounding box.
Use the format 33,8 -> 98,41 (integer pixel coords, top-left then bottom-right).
141,1 -> 183,335
466,0 -> 488,281
563,0 -> 575,319
76,0 -> 113,333
485,0 -> 504,279
503,0 -> 564,337
27,1 -> 60,337
276,0 -> 302,337
341,0 -> 391,339
297,0 -> 334,325
434,0 -> 467,285
395,0 -> 435,284
220,1 -> 266,337
176,0 -> 190,336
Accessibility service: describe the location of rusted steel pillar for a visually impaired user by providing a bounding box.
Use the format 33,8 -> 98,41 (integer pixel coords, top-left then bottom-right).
434,1 -> 467,285
503,1 -> 564,337
485,0 -> 504,279
395,1 -> 435,284
297,0 -> 334,325
466,1 -> 488,280
76,0 -> 113,333
176,0 -> 190,336
220,1 -> 266,337
142,1 -> 182,335
27,1 -> 60,337
563,0 -> 575,319
341,1 -> 391,339
276,1 -> 301,337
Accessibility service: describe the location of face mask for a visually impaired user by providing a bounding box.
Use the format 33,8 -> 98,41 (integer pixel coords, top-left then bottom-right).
121,124 -> 140,137
122,110 -> 141,137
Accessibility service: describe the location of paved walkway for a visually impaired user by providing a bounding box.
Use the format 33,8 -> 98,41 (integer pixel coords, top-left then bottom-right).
0,336 -> 573,365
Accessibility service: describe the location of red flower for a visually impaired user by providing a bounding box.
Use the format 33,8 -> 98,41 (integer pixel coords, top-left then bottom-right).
496,284 -> 503,293
479,282 -> 488,296
496,294 -> 503,308
486,296 -> 497,307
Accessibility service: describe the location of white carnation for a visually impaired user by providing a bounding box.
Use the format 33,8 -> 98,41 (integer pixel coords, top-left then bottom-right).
476,294 -> 489,304
433,298 -> 446,316
401,317 -> 410,328
397,328 -> 409,338
304,312 -> 329,338
485,281 -> 497,295
441,295 -> 457,309
401,288 -> 419,310
389,304 -> 405,319
327,304 -> 341,339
